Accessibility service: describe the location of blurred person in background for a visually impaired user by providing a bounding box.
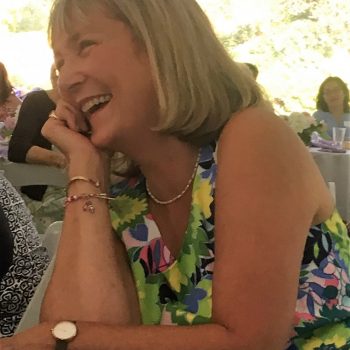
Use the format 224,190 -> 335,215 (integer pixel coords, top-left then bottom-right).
313,76 -> 350,137
0,62 -> 22,121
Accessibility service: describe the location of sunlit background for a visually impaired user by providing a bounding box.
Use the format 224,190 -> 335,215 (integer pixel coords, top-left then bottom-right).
1,0 -> 350,114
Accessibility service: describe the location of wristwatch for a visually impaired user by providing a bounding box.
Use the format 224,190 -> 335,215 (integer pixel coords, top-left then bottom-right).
51,320 -> 78,350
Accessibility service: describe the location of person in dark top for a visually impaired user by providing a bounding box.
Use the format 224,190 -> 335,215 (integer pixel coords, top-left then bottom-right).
8,64 -> 66,201
0,206 -> 13,280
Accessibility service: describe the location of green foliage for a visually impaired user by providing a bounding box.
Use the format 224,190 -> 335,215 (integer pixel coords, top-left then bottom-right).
199,0 -> 350,114
2,0 -> 350,109
1,0 -> 52,33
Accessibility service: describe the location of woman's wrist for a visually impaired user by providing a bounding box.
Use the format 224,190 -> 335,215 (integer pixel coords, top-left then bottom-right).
67,155 -> 110,192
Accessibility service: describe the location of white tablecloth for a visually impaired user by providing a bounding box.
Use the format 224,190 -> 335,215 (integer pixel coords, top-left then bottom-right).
310,147 -> 350,221
0,159 -> 67,187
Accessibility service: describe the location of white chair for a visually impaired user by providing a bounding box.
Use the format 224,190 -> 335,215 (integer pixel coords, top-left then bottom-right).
41,220 -> 63,258
15,221 -> 62,334
328,181 -> 336,202
2,161 -> 67,187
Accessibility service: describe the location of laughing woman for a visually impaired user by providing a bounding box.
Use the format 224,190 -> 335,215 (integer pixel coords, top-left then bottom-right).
2,1 -> 350,349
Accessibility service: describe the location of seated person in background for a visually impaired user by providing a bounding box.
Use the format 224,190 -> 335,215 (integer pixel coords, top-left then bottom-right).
0,206 -> 13,281
245,62 -> 259,80
0,174 -> 49,337
3,1 -> 350,349
8,64 -> 66,234
0,62 -> 22,121
313,76 -> 350,137
8,64 -> 65,178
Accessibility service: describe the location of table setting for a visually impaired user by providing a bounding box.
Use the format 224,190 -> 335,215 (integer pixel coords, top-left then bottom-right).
281,112 -> 350,221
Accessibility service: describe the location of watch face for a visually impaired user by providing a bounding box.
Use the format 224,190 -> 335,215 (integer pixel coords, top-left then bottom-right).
52,321 -> 77,341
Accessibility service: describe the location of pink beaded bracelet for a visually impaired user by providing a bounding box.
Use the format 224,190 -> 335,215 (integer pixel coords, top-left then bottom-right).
64,193 -> 113,213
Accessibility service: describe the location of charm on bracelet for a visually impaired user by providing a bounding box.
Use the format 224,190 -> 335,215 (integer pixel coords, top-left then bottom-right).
83,200 -> 95,213
64,193 -> 113,213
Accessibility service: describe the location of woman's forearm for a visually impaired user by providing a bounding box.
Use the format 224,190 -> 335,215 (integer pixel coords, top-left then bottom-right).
41,155 -> 140,325
67,322 -> 236,350
25,146 -> 66,168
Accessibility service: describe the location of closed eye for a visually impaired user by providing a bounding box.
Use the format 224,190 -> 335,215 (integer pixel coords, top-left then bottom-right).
78,40 -> 96,54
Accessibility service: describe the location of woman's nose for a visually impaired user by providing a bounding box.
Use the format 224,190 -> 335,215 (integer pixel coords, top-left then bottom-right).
58,66 -> 85,99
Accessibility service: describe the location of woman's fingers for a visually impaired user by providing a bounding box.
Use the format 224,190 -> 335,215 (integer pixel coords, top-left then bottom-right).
54,101 -> 83,132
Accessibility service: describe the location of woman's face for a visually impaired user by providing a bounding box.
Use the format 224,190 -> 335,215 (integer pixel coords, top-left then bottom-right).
52,7 -> 158,152
323,80 -> 345,110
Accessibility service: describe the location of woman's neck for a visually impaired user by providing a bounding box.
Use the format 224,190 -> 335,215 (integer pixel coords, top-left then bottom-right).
133,136 -> 199,201
329,105 -> 344,118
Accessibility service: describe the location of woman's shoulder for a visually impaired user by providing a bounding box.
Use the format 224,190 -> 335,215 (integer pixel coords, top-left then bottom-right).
217,105 -> 321,169
219,105 -> 297,149
216,105 -> 333,222
313,110 -> 329,117
22,89 -> 51,104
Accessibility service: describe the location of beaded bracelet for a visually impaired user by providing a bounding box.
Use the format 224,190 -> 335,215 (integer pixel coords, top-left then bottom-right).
68,176 -> 100,189
65,193 -> 113,213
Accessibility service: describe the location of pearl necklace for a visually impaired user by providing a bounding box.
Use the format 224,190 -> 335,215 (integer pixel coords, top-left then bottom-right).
146,150 -> 200,205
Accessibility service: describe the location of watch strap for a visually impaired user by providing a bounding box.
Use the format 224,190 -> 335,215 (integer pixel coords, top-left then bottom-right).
55,339 -> 68,350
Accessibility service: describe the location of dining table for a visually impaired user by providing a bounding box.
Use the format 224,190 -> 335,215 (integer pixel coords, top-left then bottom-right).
309,147 -> 350,222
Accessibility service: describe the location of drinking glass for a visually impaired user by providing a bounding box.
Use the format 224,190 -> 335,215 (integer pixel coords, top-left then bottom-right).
332,127 -> 346,148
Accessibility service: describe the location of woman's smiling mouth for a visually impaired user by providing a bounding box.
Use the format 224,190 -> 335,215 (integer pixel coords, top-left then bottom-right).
81,94 -> 112,114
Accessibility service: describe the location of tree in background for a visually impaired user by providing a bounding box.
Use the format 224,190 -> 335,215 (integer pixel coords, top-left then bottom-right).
0,0 -> 51,33
1,0 -> 350,114
199,0 -> 350,114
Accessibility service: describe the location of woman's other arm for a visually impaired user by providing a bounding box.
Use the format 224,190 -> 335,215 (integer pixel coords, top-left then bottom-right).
212,106 -> 333,348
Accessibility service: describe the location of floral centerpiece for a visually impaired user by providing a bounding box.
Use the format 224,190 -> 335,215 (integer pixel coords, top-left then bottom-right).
281,112 -> 328,146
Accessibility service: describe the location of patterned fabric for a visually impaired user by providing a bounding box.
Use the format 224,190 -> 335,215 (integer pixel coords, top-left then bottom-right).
0,175 -> 50,337
110,142 -> 350,349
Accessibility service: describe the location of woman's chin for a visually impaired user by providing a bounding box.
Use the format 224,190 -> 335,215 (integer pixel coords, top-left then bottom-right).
89,133 -> 118,153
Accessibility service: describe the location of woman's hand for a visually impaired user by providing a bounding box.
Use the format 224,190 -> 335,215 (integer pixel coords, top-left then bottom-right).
42,99 -> 111,189
0,323 -> 54,350
41,99 -> 97,159
50,150 -> 67,169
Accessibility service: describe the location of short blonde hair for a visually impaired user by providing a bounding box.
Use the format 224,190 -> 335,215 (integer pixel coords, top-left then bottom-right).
49,0 -> 265,146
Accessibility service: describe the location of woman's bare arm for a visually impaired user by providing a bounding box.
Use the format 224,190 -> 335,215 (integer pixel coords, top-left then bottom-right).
25,146 -> 66,168
40,152 -> 140,325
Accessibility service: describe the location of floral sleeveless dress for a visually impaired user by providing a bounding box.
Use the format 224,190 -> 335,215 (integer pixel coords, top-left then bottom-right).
109,142 -> 350,349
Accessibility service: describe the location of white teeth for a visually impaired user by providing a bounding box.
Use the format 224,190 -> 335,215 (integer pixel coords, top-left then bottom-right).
81,95 -> 111,113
